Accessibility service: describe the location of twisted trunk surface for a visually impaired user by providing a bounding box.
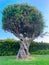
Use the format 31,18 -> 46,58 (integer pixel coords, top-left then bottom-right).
17,38 -> 31,59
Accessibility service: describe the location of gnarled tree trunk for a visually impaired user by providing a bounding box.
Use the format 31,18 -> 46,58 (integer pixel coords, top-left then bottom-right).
17,38 -> 31,59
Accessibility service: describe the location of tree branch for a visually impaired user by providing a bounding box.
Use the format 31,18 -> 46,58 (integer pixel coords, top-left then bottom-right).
40,32 -> 49,38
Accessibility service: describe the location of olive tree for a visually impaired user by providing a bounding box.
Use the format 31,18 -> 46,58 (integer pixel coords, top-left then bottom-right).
2,4 -> 44,59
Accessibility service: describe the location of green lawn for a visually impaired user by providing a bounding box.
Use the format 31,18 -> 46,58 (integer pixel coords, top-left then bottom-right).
0,55 -> 49,65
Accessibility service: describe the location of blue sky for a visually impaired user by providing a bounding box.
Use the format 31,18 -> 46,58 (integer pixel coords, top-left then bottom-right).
0,0 -> 49,42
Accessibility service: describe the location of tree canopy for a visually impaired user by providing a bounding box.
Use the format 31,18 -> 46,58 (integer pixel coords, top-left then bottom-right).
2,4 -> 44,38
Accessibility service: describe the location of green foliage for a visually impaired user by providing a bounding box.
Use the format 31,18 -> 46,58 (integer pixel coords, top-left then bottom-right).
0,39 -> 49,55
29,41 -> 49,52
31,50 -> 49,55
2,4 -> 44,38
0,39 -> 20,55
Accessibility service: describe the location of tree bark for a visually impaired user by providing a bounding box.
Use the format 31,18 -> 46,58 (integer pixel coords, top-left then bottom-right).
16,38 -> 31,59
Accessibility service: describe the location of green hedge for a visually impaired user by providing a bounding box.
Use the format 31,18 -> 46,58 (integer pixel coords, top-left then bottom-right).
0,39 -> 20,56
29,41 -> 49,52
31,50 -> 49,55
0,39 -> 49,55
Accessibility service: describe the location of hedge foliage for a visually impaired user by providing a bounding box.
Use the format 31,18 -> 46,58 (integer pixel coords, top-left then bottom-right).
0,39 -> 49,55
0,39 -> 20,56
31,50 -> 49,55
29,41 -> 49,52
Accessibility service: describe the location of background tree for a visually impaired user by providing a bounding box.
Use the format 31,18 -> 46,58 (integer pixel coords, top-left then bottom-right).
2,4 -> 44,59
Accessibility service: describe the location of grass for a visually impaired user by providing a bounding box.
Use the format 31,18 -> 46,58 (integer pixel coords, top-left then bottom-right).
0,55 -> 49,65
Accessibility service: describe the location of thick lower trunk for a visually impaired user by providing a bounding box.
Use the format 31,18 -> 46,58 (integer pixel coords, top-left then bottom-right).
17,38 -> 31,59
